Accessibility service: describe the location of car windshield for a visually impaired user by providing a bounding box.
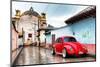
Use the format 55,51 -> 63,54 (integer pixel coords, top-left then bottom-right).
64,37 -> 77,42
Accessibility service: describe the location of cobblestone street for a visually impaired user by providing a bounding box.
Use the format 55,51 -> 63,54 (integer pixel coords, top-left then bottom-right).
14,46 -> 95,66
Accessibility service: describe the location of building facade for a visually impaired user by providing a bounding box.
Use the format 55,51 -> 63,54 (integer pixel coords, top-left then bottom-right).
12,7 -> 47,46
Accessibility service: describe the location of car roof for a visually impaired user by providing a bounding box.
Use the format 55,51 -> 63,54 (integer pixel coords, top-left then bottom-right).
58,36 -> 75,39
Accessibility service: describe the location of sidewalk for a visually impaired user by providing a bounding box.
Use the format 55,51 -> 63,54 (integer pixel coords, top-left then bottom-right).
12,47 -> 23,65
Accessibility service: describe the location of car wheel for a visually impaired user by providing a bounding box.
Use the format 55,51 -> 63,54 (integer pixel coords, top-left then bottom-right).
82,53 -> 88,57
51,48 -> 55,55
62,48 -> 68,58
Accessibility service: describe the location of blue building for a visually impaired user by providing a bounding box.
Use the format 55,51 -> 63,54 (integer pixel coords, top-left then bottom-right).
45,6 -> 96,45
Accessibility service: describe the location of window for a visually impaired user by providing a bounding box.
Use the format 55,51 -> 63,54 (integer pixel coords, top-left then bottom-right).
28,33 -> 32,37
56,38 -> 62,43
64,37 -> 68,42
64,37 -> 77,42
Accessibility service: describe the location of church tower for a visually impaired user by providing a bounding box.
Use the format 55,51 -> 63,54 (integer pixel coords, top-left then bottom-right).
39,13 -> 47,46
39,13 -> 47,29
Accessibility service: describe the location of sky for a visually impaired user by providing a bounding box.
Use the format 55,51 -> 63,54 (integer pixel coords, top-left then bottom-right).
12,1 -> 89,28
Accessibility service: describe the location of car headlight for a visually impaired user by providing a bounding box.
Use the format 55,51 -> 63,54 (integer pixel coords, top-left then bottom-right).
69,47 -> 73,51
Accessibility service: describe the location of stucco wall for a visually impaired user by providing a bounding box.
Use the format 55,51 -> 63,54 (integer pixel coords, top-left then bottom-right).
51,26 -> 73,39
71,17 -> 96,44
18,15 -> 38,44
12,27 -> 18,51
46,34 -> 52,44
40,30 -> 46,43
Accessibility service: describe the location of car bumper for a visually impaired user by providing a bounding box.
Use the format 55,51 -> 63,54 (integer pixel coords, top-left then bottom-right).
68,50 -> 87,56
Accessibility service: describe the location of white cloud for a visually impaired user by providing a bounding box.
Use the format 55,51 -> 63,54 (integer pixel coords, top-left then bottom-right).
47,16 -> 69,27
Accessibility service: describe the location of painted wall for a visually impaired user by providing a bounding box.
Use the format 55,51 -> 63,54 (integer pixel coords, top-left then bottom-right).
71,17 -> 96,44
40,30 -> 46,43
12,26 -> 18,51
51,26 -> 73,39
46,34 -> 52,44
12,26 -> 18,63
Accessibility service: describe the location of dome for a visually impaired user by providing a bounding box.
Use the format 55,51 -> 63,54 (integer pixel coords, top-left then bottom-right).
22,7 -> 39,17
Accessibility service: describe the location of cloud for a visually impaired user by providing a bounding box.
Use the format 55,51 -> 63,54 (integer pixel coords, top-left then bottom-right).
46,7 -> 87,28
47,15 -> 69,27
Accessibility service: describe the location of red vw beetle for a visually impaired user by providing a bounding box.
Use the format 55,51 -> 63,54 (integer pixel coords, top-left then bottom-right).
52,36 -> 88,58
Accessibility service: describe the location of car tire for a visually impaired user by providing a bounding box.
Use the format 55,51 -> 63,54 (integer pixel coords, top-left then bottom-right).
82,53 -> 88,57
52,48 -> 55,55
62,48 -> 68,58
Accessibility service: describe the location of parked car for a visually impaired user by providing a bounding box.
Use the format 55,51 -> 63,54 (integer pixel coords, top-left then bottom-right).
52,36 -> 88,58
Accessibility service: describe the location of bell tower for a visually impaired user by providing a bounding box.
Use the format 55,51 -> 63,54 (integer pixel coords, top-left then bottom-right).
39,13 -> 47,29
38,13 -> 47,46
15,10 -> 21,20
